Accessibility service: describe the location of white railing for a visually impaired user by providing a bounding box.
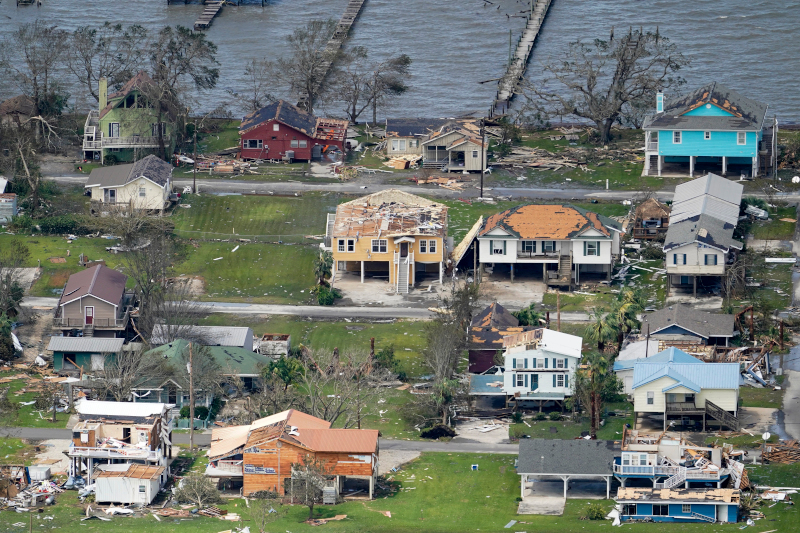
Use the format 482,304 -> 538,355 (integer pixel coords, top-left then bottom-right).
69,445 -> 161,461
214,460 -> 243,475
393,251 -> 399,265
646,141 -> 658,151
613,464 -> 680,476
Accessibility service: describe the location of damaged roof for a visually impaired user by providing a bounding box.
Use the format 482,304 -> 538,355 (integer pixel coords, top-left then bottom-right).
87,154 -> 172,189
642,304 -> 735,339
616,487 -> 740,503
332,189 -> 447,239
471,303 -> 519,328
635,198 -> 670,220
240,99 -> 348,141
100,71 -> 157,119
385,118 -> 453,137
480,204 -> 621,240
145,339 -> 273,377
293,428 -> 378,454
663,213 -> 742,253
643,82 -> 768,131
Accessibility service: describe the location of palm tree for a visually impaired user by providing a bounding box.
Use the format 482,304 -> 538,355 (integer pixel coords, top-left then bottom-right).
513,302 -> 545,326
584,308 -> 614,352
611,300 -> 638,351
313,250 -> 333,286
584,351 -> 611,439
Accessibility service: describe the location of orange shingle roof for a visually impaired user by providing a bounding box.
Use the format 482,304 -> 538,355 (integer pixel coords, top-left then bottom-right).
480,204 -> 611,240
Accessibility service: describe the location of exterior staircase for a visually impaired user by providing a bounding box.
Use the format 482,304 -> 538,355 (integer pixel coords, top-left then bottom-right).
83,325 -> 94,337
705,400 -> 739,431
655,467 -> 686,489
396,255 -> 410,294
647,154 -> 659,176
558,255 -> 572,281
690,512 -> 715,523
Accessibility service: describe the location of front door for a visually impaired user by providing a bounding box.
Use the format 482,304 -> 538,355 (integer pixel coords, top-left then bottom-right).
107,189 -> 116,204
109,122 -> 120,138
122,427 -> 131,444
400,243 -> 408,257
84,306 -> 94,326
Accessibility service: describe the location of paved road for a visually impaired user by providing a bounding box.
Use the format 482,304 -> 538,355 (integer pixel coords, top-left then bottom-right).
0,427 -> 213,446
20,296 -> 591,321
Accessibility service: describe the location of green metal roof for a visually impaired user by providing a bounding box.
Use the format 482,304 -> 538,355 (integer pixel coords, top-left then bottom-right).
145,339 -> 272,377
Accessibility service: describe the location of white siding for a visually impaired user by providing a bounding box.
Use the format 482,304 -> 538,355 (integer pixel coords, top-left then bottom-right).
632,376 -> 674,413
573,238 -> 613,265
90,176 -> 169,211
502,350 -> 579,396
696,389 -> 739,413
666,244 -> 726,275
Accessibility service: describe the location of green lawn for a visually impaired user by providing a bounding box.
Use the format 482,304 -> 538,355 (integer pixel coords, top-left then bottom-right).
0,372 -> 72,428
198,314 -> 428,377
0,437 -> 36,465
739,385 -> 785,409
195,119 -> 241,153
748,461 -> 800,487
510,403 -> 632,441
541,290 -> 617,313
172,192 -> 340,241
751,205 -> 798,240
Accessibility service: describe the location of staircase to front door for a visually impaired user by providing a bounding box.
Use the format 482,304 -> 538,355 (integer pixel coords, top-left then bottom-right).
648,154 -> 659,176
397,258 -> 409,294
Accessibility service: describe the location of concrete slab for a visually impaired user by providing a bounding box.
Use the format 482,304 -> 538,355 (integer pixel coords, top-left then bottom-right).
452,420 -> 511,445
33,439 -> 71,474
665,294 -> 723,310
334,271 -> 447,307
518,496 -> 565,515
747,238 -> 792,252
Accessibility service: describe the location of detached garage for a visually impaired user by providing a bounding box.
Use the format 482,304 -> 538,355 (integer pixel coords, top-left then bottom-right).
95,464 -> 165,505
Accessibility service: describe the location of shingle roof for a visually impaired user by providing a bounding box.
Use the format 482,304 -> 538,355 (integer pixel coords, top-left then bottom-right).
642,304 -> 735,339
471,303 -> 519,328
385,118 -> 453,137
87,155 -> 172,188
47,337 -> 124,353
517,439 -> 619,475
58,265 -> 127,307
631,354 -> 739,391
0,95 -> 35,117
643,82 -> 768,131
146,339 -> 271,376
480,204 -> 621,240
663,214 -> 742,252
240,99 -> 317,136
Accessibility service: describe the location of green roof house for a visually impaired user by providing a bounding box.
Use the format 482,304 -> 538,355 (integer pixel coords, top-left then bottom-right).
82,72 -> 176,164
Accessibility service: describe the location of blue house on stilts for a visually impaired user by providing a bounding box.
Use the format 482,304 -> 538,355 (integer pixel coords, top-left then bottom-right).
643,82 -> 777,179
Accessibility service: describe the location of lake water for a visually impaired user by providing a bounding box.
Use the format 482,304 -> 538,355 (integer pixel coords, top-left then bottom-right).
1,0 -> 798,120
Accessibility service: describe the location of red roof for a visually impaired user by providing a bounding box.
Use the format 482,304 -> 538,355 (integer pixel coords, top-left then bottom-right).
293,429 -> 379,454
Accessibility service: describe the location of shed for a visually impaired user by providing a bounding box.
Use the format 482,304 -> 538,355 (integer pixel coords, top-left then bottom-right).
48,337 -> 124,372
95,464 -> 165,505
0,193 -> 17,223
517,438 -> 620,499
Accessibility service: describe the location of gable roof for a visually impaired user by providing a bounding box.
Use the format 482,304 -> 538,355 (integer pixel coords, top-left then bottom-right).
58,265 -> 127,308
631,351 -> 739,391
663,213 -> 742,252
332,189 -> 447,239
385,118 -> 453,137
642,304 -> 735,339
643,82 -> 768,131
471,303 -> 519,328
635,198 -> 670,221
239,100 -> 348,142
480,204 -> 621,240
517,439 -> 620,475
293,428 -> 378,454
100,71 -> 157,119
47,336 -> 124,353
672,174 -> 743,219
151,325 -> 252,347
87,155 -> 172,189
0,95 -> 35,117
145,339 -> 272,377
614,346 -> 705,371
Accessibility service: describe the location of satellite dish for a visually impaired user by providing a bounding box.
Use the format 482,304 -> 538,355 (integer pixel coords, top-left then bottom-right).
762,432 -> 771,441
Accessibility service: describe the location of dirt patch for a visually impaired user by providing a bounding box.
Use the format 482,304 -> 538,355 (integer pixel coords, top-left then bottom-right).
48,257 -> 66,264
11,268 -> 40,293
172,276 -> 206,296
452,419 -> 511,445
15,313 -> 52,362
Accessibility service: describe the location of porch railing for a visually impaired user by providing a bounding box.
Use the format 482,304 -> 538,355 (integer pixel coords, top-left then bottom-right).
53,309 -> 129,329
68,445 -> 161,461
646,141 -> 658,151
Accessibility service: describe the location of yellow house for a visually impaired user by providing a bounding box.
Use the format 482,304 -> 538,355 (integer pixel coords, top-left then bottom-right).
85,154 -> 173,213
325,190 -> 448,293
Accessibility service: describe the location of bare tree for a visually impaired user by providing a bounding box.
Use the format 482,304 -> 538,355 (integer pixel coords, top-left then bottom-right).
92,347 -> 167,402
521,28 -> 688,144
618,91 -> 655,129
174,472 -> 223,507
67,23 -> 149,104
289,454 -> 334,520
249,491 -> 285,533
271,19 -> 339,114
234,58 -> 276,114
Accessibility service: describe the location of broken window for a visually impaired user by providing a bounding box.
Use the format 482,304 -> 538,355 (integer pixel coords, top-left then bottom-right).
246,139 -> 263,149
622,504 -> 636,516
490,240 -> 505,255
419,240 -> 427,254
371,239 -> 387,253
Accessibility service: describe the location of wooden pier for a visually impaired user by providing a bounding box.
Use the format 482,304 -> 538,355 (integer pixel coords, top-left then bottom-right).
193,1 -> 225,31
297,0 -> 367,110
490,0 -> 552,118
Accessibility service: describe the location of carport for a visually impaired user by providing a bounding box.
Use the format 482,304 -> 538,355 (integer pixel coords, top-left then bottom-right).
517,439 -> 620,501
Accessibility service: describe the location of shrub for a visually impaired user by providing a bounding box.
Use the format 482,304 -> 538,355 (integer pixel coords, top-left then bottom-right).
194,406 -> 210,420
534,412 -> 547,421
584,503 -> 606,520
420,424 -> 456,440
510,427 -> 526,441
511,412 -> 523,424
316,286 -> 341,306
179,406 -> 190,418
640,245 -> 665,261
549,412 -> 563,421
38,215 -> 87,235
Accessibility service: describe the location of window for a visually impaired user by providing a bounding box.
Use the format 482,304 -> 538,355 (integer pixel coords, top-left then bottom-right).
391,139 -> 407,151
290,139 -> 299,148
490,240 -> 505,255
647,391 -> 654,405
543,241 -> 555,252
682,504 -> 692,514
138,485 -> 146,493
516,373 -> 524,387
704,131 -> 711,140
419,240 -> 427,253
151,123 -> 166,137
673,253 -> 678,265
515,358 -> 525,369
299,140 -> 307,148
347,239 -> 355,252
472,150 -> 479,158
371,239 -> 387,253
622,504 -> 637,516
535,359 -> 545,369
246,139 -> 263,149
522,241 -> 536,253
653,505 -> 668,516
556,374 -> 564,387
737,131 -> 746,145
139,187 -> 146,197
704,254 -> 718,266
683,254 -> 687,265
109,122 -> 120,138
556,358 -> 565,369
273,123 -> 279,131
584,241 -> 599,256
338,240 -> 346,252
410,140 -> 418,148
428,240 -> 436,253
673,131 -> 682,144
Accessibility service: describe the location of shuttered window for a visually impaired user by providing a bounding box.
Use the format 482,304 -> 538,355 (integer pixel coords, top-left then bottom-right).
552,374 -> 556,387
524,358 -> 528,369
564,374 -> 569,388
524,374 -> 528,388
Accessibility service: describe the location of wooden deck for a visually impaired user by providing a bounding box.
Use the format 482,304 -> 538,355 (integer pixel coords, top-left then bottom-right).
296,0 -> 367,109
490,0 -> 553,118
193,1 -> 225,31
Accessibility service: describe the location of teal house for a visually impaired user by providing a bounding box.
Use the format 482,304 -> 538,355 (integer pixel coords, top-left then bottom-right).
643,82 -> 776,178
82,72 -> 177,164
49,337 -> 125,372
617,487 -> 739,524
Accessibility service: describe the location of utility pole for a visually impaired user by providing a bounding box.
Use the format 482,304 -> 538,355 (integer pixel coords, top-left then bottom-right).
193,122 -> 198,194
189,342 -> 194,452
480,119 -> 485,198
557,292 -> 561,332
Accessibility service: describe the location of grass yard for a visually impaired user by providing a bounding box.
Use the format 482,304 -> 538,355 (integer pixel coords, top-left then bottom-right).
704,433 -> 778,449
172,192 -> 341,241
198,314 -> 428,377
195,119 -> 241,153
541,290 -> 617,313
739,385 -> 785,409
509,402 -> 633,441
751,205 -> 798,240
748,461 -> 800,488
0,372 -> 71,428
0,437 -> 36,465
175,241 -> 318,303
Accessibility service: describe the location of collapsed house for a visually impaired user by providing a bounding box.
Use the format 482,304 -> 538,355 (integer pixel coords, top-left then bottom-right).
324,189 -> 449,293
67,400 -> 172,489
206,409 -> 379,499
630,198 -> 671,240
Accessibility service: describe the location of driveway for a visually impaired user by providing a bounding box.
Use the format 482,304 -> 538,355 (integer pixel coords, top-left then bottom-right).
518,478 -> 611,515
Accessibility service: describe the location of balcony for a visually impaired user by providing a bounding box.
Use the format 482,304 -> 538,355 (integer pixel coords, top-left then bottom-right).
53,309 -> 130,330
613,462 -> 723,481
666,401 -> 704,414
646,141 -> 658,151
68,445 -> 162,461
205,460 -> 243,477
83,135 -> 168,150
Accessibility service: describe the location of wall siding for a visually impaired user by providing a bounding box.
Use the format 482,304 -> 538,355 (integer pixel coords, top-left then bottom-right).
658,129 -> 757,158
666,244 -> 726,275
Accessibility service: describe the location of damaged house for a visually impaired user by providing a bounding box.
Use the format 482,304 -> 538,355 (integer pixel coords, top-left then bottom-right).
477,204 -> 623,287
631,198 -> 671,240
384,118 -> 453,157
468,302 -> 533,373
324,189 -> 448,293
206,409 -> 379,499
663,174 -> 743,297
616,487 -> 740,524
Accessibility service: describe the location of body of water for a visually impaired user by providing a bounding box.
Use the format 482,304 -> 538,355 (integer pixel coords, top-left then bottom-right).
1,0 -> 797,120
